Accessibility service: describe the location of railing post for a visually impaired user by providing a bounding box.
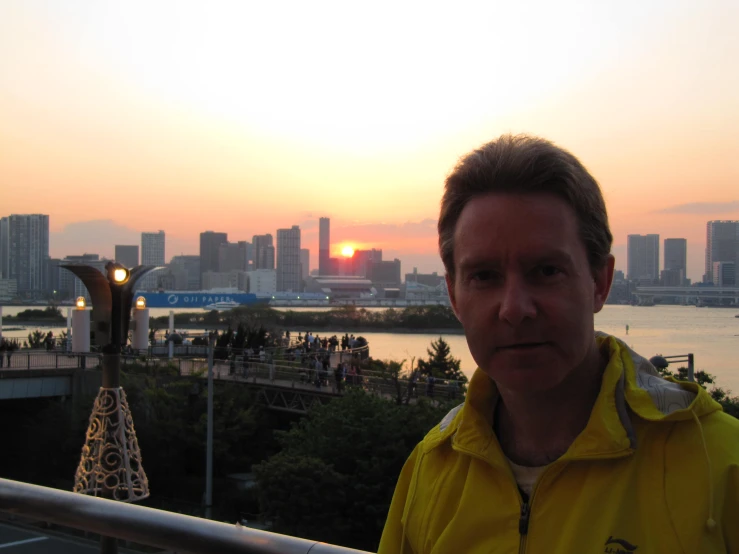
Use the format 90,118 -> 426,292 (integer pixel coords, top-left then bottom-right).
205,333 -> 215,519
688,353 -> 695,382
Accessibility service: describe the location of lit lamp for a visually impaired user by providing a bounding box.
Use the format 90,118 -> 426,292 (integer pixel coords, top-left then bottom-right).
62,261 -> 162,554
131,296 -> 149,351
72,297 -> 91,353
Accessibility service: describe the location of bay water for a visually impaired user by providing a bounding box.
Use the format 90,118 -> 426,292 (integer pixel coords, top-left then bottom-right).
2,305 -> 737,392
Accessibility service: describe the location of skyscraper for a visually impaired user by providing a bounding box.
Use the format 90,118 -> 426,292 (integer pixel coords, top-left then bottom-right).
300,248 -> 310,280
353,248 -> 383,277
705,221 -> 739,283
319,217 -> 330,275
170,255 -> 201,290
253,234 -> 275,270
141,231 -> 166,290
662,238 -> 687,286
218,241 -> 250,272
6,214 -> 50,295
115,245 -> 139,268
0,217 -> 9,279
627,234 -> 659,283
277,226 -> 301,292
200,231 -> 228,287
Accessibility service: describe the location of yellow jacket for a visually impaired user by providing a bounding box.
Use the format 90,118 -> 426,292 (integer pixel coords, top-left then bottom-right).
379,334 -> 739,553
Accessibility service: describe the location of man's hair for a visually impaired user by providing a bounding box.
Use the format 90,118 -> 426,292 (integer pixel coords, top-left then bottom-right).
439,134 -> 613,280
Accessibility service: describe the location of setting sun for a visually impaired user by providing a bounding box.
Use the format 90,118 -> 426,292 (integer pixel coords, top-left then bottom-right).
341,246 -> 355,257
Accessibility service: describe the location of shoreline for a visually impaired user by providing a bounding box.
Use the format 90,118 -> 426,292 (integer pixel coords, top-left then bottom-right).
2,319 -> 466,335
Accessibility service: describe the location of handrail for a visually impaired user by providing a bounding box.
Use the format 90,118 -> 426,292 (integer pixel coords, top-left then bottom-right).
0,478 -> 372,554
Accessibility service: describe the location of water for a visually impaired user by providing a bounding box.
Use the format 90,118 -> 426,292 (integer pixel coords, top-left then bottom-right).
2,305 -> 738,392
356,305 -> 739,392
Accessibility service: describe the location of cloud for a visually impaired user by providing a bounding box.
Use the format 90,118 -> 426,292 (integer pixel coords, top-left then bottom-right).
653,201 -> 739,214
51,220 -> 140,259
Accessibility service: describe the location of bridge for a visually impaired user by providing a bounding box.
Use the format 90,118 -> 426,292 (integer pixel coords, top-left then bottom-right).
0,349 -> 465,413
632,285 -> 739,306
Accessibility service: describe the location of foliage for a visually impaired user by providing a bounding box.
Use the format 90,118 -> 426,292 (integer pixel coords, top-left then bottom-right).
0,338 -> 20,352
25,329 -> 46,349
253,388 -> 450,551
151,305 -> 463,332
7,306 -> 64,321
417,336 -> 467,384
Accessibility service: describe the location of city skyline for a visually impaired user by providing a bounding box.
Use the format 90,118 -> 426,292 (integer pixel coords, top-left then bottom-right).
2,2 -> 738,282
3,212 -> 738,285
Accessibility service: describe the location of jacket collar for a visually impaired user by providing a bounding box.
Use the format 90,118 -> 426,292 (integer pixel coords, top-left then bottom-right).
425,332 -> 721,465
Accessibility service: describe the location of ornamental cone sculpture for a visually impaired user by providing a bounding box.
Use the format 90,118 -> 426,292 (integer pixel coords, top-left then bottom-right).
73,387 -> 149,502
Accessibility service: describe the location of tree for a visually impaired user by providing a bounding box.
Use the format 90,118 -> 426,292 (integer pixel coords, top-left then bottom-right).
253,388 -> 450,551
417,336 -> 467,385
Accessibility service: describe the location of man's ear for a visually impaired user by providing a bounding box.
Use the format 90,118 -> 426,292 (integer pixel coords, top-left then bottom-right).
446,273 -> 462,322
593,254 -> 615,313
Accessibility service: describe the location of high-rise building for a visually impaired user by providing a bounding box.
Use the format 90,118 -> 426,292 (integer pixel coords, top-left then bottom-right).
253,234 -> 275,270
246,269 -> 277,294
300,248 -> 310,280
368,259 -> 402,287
141,231 -> 166,290
276,226 -> 301,292
218,241 -> 250,273
6,214 -> 50,295
319,217 -> 330,275
627,234 -> 659,283
353,249 -> 383,277
170,255 -> 201,290
115,245 -> 139,268
199,231 -> 228,286
712,261 -> 735,287
60,254 -> 105,301
705,221 -> 739,283
661,238 -> 687,287
0,217 -> 9,279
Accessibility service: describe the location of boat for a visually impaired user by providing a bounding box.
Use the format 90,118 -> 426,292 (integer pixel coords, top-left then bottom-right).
203,301 -> 241,311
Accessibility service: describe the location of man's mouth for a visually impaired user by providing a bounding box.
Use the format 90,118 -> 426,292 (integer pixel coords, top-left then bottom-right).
497,342 -> 547,350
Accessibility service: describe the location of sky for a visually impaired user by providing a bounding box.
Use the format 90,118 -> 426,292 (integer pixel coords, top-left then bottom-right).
1,0 -> 738,281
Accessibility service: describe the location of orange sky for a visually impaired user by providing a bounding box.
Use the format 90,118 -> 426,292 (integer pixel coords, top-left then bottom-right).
1,1 -> 737,280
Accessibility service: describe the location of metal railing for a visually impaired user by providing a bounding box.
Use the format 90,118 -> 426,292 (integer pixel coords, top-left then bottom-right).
0,478 -> 371,554
0,350 -> 101,370
0,350 -> 467,401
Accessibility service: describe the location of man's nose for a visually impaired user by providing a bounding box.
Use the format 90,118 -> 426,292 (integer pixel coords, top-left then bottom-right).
498,277 -> 537,326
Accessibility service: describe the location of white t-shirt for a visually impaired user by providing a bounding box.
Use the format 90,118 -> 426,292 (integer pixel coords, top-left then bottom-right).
506,458 -> 547,499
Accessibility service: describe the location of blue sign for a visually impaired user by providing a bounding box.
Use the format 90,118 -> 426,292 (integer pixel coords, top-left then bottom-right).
136,291 -> 263,308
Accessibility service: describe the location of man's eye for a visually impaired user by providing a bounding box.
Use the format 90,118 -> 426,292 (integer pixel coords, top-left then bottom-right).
470,271 -> 494,281
538,265 -> 562,278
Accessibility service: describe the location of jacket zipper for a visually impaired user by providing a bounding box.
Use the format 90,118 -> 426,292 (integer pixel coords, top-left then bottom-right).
453,442 -> 634,554
518,496 -> 530,554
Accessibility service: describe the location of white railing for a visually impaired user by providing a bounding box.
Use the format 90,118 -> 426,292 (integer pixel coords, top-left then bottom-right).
0,478 -> 372,554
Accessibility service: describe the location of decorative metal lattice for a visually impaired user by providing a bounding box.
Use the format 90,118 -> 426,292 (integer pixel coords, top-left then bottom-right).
73,387 -> 149,502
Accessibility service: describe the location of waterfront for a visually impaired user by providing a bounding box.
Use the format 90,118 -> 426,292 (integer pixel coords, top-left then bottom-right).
2,305 -> 737,392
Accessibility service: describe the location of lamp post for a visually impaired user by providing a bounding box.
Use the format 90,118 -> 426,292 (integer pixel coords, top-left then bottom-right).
63,262 -> 161,554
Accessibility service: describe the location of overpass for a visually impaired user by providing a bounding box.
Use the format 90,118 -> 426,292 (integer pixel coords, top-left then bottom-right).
632,285 -> 739,306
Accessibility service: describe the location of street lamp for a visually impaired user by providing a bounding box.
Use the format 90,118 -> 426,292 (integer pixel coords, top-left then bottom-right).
62,261 -> 161,554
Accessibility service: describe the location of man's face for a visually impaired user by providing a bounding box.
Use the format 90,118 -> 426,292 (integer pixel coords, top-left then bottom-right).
447,193 -> 613,393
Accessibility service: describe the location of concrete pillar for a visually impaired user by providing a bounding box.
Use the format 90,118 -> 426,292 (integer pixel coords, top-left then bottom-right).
132,308 -> 149,351
72,309 -> 91,352
168,310 -> 174,335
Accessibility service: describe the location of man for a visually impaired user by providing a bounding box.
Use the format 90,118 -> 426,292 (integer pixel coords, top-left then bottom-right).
379,135 -> 738,553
